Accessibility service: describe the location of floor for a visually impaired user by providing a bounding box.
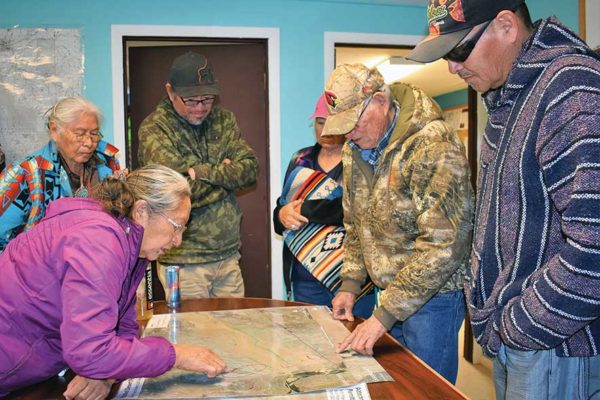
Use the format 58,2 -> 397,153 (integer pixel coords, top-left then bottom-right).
455,323 -> 495,400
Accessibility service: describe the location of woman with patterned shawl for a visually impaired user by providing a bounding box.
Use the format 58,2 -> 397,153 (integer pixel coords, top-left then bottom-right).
273,95 -> 374,318
0,97 -> 120,252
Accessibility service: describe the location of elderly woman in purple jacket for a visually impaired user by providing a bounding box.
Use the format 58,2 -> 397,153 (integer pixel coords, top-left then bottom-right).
0,164 -> 226,399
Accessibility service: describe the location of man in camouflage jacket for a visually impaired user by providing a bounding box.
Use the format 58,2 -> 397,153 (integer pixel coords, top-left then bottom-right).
323,64 -> 473,383
138,52 -> 258,298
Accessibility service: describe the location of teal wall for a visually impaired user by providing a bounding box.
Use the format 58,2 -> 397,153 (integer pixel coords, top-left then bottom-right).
0,0 -> 579,175
434,89 -> 468,110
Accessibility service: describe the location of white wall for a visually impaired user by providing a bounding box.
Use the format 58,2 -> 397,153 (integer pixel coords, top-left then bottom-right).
586,0 -> 600,49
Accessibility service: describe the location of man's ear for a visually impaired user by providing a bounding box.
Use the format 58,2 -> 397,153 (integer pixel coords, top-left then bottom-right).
165,83 -> 176,102
371,92 -> 389,110
494,10 -> 520,44
372,91 -> 391,114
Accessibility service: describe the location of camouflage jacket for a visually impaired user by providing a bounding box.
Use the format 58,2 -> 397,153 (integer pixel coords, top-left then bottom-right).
138,98 -> 258,264
340,83 -> 474,329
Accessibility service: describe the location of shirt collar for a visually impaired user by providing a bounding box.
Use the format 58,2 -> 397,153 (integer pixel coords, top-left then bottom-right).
349,102 -> 399,168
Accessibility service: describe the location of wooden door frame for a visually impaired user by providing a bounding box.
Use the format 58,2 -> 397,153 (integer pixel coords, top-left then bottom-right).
110,25 -> 284,299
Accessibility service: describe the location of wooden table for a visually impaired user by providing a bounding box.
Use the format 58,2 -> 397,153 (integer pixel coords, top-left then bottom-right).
7,298 -> 467,399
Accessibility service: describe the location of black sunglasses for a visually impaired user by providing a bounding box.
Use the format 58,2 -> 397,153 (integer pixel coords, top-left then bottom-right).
443,20 -> 492,63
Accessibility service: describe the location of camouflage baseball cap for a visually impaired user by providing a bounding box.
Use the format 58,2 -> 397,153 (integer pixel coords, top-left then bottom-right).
407,0 -> 525,63
168,51 -> 220,97
321,64 -> 384,136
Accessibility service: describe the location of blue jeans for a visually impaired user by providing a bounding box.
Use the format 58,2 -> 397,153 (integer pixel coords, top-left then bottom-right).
292,271 -> 375,319
388,290 -> 465,384
494,345 -> 600,399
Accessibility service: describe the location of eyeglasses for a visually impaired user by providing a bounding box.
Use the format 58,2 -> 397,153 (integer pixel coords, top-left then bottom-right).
356,95 -> 374,123
179,95 -> 216,108
68,129 -> 103,143
157,211 -> 186,235
443,20 -> 492,63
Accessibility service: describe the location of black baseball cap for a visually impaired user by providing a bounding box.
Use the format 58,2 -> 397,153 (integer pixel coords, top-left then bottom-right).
407,0 -> 525,63
168,51 -> 220,97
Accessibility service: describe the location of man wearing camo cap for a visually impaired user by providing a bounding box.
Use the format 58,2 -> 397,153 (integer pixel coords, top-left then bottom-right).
324,64 -> 473,383
138,51 -> 258,299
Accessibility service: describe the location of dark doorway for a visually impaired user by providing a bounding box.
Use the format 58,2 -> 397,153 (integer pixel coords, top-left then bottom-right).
125,39 -> 271,298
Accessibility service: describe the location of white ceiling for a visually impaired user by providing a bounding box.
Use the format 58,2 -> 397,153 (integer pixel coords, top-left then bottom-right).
336,46 -> 467,98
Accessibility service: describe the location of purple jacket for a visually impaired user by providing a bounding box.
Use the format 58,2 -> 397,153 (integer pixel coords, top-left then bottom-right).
0,197 -> 175,394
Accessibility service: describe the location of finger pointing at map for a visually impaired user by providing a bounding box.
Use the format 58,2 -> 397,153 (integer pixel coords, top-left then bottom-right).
173,344 -> 227,377
337,316 -> 387,356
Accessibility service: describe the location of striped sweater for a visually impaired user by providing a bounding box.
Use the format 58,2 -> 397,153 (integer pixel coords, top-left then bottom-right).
465,17 -> 600,357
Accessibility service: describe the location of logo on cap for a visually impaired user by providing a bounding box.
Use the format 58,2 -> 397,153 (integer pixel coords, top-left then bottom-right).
427,0 -> 466,34
427,1 -> 449,25
197,60 -> 215,85
449,0 -> 466,22
324,91 -> 340,110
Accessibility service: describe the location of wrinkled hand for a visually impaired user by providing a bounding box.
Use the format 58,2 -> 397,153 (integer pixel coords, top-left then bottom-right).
331,291 -> 356,322
278,200 -> 308,230
63,375 -> 114,400
173,344 -> 227,378
337,316 -> 387,356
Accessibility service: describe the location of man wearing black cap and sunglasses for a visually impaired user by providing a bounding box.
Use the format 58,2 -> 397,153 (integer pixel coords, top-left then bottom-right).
138,52 -> 258,300
410,1 -> 600,399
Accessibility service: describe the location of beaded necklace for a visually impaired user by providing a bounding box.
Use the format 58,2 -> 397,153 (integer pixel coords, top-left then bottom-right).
59,154 -> 94,198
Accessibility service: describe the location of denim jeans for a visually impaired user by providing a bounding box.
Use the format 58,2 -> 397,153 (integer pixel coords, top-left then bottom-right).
292,272 -> 375,320
388,290 -> 466,384
494,344 -> 600,399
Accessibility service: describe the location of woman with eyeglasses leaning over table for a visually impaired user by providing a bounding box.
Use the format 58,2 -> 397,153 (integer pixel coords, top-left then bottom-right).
0,96 -> 120,252
0,165 -> 227,399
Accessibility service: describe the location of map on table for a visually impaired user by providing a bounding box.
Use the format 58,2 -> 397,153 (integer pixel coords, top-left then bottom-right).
115,306 -> 392,399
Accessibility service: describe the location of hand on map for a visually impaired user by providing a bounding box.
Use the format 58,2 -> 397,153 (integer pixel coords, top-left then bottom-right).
173,344 -> 227,377
331,291 -> 356,322
337,316 -> 387,356
279,200 -> 308,230
63,375 -> 114,400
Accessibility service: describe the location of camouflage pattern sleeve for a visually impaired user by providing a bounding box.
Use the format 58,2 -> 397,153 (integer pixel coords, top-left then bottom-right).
190,113 -> 258,191
138,117 -> 229,209
338,147 -> 369,295
378,131 -> 473,321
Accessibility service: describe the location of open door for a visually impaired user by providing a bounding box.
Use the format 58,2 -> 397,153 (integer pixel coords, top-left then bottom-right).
125,39 -> 271,298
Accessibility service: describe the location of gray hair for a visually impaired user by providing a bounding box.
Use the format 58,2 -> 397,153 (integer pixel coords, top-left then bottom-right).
94,164 -> 191,218
46,96 -> 102,130
128,164 -> 191,214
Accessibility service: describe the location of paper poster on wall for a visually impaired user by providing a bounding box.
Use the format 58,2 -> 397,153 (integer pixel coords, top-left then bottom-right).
0,28 -> 83,166
443,105 -> 469,154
